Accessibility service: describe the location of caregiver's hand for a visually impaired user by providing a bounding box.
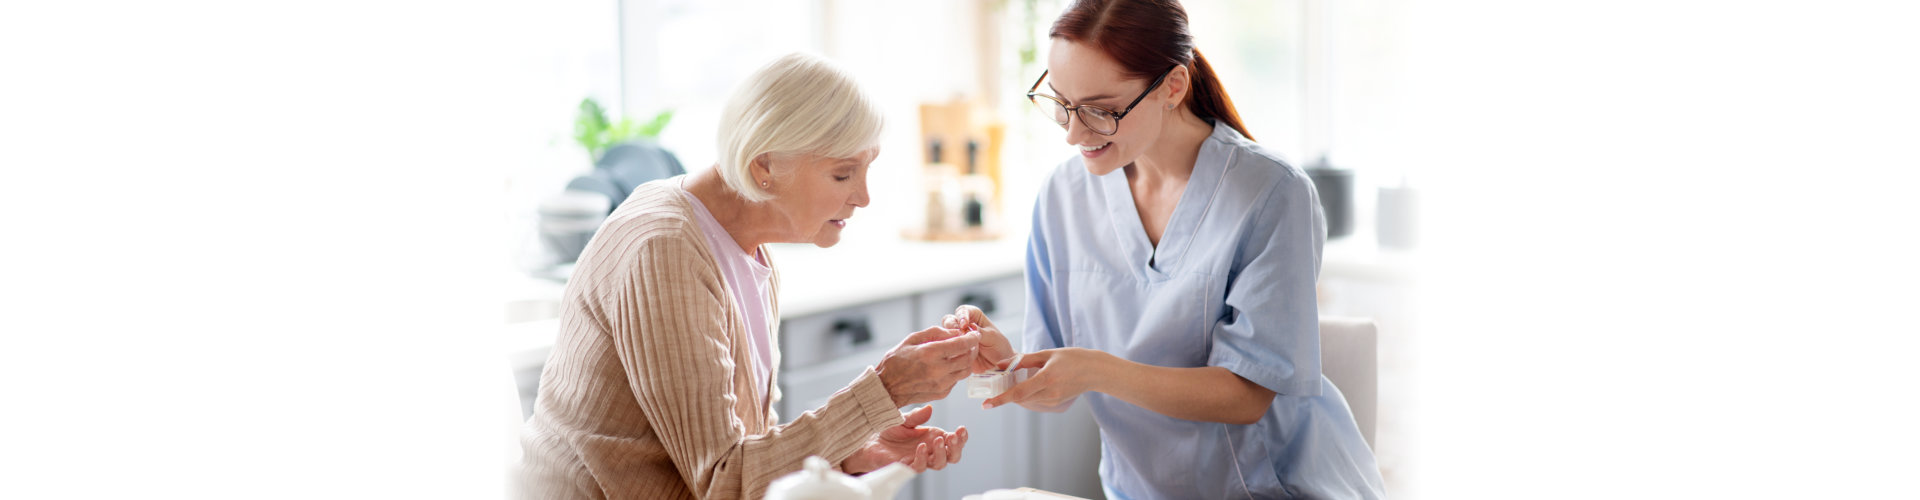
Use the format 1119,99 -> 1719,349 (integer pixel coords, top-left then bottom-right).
876,326 -> 979,407
841,405 -> 970,474
941,305 -> 1017,374
982,348 -> 1115,412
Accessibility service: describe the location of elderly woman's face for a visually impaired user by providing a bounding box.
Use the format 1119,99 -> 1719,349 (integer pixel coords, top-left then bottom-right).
764,147 -> 877,247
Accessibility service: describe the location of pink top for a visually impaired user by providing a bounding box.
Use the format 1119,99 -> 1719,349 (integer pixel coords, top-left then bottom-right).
678,183 -> 776,407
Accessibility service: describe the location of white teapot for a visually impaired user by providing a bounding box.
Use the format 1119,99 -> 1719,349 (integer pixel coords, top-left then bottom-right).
764,456 -> 916,500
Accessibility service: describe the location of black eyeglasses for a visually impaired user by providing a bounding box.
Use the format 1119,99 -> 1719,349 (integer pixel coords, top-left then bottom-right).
1025,66 -> 1175,136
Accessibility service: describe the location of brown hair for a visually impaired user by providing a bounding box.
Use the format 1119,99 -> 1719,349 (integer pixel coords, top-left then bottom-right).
1049,0 -> 1253,141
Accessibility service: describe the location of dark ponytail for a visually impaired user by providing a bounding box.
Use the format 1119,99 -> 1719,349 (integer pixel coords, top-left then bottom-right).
1050,0 -> 1253,141
1186,49 -> 1253,141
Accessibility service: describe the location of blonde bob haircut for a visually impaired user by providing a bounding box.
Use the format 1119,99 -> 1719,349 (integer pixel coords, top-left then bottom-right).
715,53 -> 885,203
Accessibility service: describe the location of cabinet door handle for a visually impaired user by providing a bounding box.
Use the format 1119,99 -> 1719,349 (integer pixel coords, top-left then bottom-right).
958,292 -> 996,316
832,318 -> 873,346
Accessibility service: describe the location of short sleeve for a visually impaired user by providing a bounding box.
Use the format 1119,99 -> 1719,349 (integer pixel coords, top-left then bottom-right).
1207,172 -> 1327,397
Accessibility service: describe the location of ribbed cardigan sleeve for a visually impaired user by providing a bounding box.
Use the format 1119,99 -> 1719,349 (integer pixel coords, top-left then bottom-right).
612,232 -> 903,499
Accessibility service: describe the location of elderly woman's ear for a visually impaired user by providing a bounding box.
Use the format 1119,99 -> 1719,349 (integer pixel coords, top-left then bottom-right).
750,154 -> 773,189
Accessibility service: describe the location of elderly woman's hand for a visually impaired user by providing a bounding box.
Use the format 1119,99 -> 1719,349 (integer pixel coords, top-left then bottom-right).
876,326 -> 979,407
942,305 -> 1018,374
840,405 -> 969,474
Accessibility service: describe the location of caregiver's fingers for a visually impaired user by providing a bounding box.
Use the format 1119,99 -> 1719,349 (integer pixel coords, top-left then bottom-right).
984,376 -> 1045,409
999,349 -> 1053,371
956,305 -> 996,330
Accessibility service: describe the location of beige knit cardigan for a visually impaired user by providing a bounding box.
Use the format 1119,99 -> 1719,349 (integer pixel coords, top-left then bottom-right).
519,179 -> 905,499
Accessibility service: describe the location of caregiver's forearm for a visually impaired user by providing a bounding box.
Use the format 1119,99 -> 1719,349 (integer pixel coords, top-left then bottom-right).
1097,358 -> 1276,425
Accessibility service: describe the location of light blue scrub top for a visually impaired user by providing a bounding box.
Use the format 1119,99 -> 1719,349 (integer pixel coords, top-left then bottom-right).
1023,124 -> 1385,499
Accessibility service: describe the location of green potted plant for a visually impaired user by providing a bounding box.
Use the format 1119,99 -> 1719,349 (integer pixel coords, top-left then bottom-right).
572,97 -> 673,163
541,99 -> 680,266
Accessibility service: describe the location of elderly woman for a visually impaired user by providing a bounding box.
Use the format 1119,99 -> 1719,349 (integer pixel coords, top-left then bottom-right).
519,53 -> 984,499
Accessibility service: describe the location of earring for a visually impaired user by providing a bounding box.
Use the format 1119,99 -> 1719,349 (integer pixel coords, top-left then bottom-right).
761,181 -> 770,188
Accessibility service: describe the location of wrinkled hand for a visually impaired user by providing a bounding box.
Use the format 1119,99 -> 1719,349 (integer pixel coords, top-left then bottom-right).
877,326 -> 979,407
841,405 -> 970,474
942,305 -> 1018,374
983,347 -> 1112,411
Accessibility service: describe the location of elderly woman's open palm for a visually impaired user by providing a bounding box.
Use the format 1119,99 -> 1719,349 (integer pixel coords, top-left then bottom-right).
839,405 -> 969,474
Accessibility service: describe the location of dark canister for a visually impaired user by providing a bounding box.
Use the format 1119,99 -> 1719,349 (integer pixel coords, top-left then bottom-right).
1304,156 -> 1354,239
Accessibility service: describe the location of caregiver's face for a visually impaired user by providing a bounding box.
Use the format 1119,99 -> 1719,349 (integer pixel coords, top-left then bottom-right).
1043,38 -> 1172,176
765,147 -> 877,248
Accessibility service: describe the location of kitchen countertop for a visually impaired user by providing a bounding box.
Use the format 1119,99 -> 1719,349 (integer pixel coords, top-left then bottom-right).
766,236 -> 1029,318
758,229 -> 1412,319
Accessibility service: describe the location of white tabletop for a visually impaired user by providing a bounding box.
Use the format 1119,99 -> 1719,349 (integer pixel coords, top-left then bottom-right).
767,236 -> 1028,318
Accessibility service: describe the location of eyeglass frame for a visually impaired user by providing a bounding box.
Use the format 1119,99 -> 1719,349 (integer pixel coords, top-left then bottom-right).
1025,66 -> 1177,136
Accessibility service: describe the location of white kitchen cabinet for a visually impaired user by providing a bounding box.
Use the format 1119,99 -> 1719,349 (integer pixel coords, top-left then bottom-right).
777,350 -> 891,425
777,296 -> 916,373
776,296 -> 916,423
915,275 -> 1027,327
1028,402 -> 1105,499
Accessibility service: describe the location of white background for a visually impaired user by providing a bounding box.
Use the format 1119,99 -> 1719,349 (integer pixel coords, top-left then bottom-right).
4,0 -> 1918,498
